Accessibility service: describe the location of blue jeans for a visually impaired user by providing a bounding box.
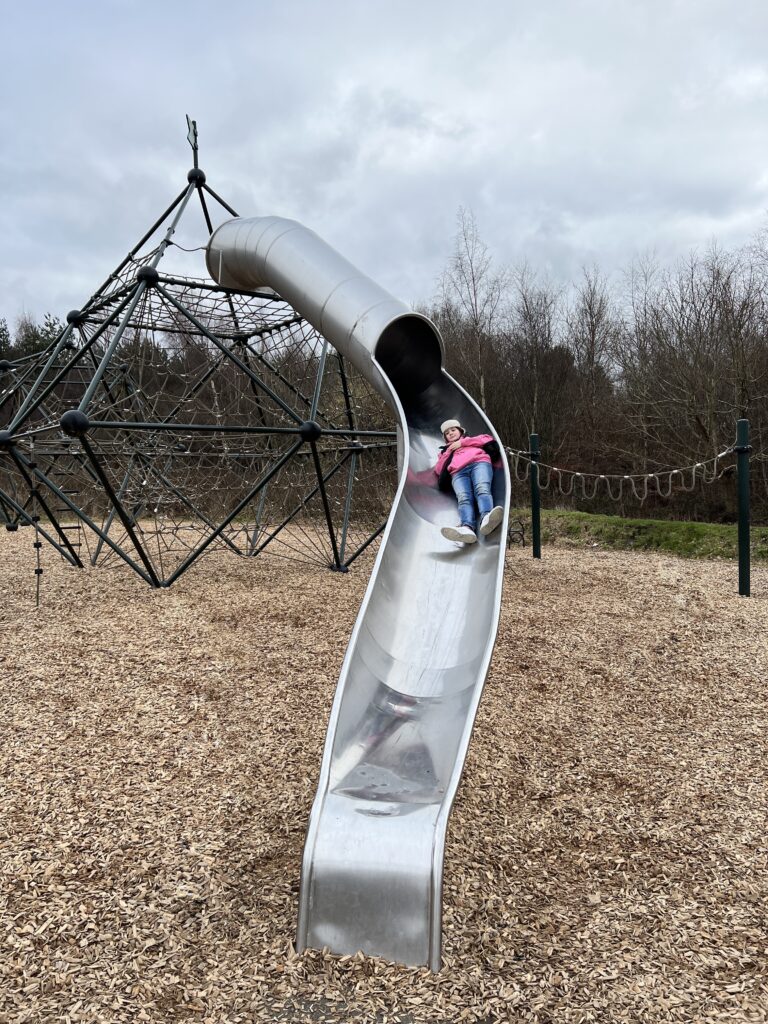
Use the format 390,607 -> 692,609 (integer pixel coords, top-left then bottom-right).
451,461 -> 493,529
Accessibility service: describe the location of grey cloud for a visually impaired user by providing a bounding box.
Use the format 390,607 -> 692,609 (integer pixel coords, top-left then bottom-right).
2,0 -> 768,325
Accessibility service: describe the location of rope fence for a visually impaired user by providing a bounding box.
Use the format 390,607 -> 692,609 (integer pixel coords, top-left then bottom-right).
505,446 -> 739,502
504,419 -> 755,597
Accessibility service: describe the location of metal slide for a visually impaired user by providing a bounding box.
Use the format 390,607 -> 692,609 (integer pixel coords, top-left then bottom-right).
207,218 -> 509,971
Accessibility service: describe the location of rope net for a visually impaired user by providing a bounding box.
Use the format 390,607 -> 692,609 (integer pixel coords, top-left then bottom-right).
0,179 -> 398,585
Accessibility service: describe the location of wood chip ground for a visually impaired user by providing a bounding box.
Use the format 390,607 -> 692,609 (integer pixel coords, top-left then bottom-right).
1,530 -> 767,1023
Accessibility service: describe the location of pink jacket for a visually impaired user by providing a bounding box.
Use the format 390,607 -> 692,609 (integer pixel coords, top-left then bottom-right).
434,433 -> 495,477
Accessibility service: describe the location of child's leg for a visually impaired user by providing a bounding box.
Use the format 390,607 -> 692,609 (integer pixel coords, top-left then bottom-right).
451,468 -> 477,529
469,461 -> 493,518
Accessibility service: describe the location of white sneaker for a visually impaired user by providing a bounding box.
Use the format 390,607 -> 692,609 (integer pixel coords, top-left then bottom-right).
479,506 -> 504,536
441,524 -> 477,544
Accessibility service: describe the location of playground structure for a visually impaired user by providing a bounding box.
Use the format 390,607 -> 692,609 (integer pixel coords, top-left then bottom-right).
0,127 -> 397,585
0,124 -> 510,970
208,216 -> 509,969
1,127 -> 763,1022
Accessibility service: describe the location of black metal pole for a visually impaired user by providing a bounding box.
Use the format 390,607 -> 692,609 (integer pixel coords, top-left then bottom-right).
197,187 -> 215,234
90,456 -> 136,565
530,432 -> 541,559
336,353 -> 358,431
202,183 -> 239,217
310,441 -> 343,570
138,453 -> 242,557
0,481 -> 81,566
310,340 -> 329,420
0,361 -> 38,421
319,428 -> 397,438
162,439 -> 304,586
252,452 -> 352,555
736,418 -> 751,597
11,443 -> 157,586
81,186 -> 189,308
80,182 -> 198,414
247,481 -> 272,555
7,290 -> 135,432
77,282 -> 148,413
7,447 -> 84,567
80,436 -> 161,587
87,420 -> 302,435
155,284 -> 304,423
151,274 -> 274,301
85,420 -> 395,440
3,321 -> 77,427
0,489 -> 12,523
344,520 -> 387,568
338,450 -> 358,563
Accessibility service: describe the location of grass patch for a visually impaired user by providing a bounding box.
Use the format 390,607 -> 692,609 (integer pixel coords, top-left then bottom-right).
509,507 -> 768,561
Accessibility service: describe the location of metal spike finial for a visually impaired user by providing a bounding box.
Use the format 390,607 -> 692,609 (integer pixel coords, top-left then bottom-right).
185,115 -> 199,169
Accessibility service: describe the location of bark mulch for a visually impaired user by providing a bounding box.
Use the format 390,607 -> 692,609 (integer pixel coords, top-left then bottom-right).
1,530 -> 767,1023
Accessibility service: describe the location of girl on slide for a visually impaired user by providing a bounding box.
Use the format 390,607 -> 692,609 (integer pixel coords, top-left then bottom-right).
434,419 -> 503,544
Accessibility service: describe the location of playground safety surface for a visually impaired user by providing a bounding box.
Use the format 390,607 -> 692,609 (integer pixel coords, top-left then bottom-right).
1,530 -> 767,1023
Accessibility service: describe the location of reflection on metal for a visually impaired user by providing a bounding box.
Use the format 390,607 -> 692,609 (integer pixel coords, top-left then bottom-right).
208,217 -> 510,971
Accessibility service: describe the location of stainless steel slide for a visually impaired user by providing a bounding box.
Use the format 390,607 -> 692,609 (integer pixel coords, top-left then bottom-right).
206,218 -> 509,971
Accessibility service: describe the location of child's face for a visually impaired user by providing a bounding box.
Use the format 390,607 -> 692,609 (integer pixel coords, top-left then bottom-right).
444,427 -> 462,443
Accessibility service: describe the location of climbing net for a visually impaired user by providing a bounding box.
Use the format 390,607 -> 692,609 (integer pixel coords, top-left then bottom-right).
0,147 -> 398,587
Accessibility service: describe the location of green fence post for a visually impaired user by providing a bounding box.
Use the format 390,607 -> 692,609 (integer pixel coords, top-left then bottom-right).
736,418 -> 751,597
530,432 -> 541,559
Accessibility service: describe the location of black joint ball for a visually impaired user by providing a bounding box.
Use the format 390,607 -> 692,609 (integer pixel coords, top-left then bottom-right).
0,359 -> 14,374
60,410 -> 90,437
299,420 -> 322,442
66,309 -> 84,325
136,266 -> 160,286
0,430 -> 14,449
187,167 -> 206,186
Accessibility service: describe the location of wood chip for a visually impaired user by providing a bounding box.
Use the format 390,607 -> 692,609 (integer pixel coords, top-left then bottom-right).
1,531 -> 767,1022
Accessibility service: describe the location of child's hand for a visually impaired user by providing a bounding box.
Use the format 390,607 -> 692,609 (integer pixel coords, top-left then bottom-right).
448,440 -> 462,451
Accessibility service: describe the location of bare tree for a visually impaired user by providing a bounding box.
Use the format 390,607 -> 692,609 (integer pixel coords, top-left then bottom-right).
427,214 -> 768,518
436,207 -> 509,408
506,263 -> 565,437
614,246 -> 768,470
563,266 -> 623,465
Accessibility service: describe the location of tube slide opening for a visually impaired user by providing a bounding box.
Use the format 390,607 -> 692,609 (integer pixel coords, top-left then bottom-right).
374,316 -> 442,409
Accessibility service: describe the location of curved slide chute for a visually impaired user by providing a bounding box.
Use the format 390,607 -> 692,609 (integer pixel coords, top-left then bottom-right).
207,218 -> 509,971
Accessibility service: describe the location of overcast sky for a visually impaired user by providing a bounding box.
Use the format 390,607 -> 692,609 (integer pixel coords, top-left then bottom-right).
2,0 -> 767,327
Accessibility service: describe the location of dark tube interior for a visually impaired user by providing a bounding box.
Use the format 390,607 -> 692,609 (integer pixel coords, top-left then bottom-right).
374,316 -> 443,411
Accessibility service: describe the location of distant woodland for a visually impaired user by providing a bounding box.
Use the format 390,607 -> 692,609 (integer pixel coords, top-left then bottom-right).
429,209 -> 768,522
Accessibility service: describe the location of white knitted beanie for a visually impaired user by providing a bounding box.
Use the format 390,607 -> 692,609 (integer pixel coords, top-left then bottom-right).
440,419 -> 464,436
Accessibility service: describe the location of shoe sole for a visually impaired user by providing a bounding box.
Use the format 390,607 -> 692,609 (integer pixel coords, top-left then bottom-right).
441,527 -> 477,544
479,506 -> 504,536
